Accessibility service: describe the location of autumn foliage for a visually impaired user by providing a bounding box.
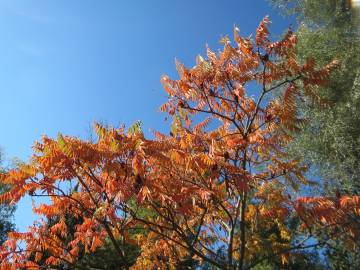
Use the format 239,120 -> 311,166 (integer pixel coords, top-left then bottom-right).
0,17 -> 359,270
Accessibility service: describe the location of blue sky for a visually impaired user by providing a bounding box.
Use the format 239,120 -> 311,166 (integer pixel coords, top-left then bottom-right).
0,0 -> 294,231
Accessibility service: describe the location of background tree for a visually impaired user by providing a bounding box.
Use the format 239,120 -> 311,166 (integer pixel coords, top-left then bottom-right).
270,0 -> 360,268
0,184 -> 15,245
0,150 -> 15,245
271,0 -> 360,192
0,17 -> 358,270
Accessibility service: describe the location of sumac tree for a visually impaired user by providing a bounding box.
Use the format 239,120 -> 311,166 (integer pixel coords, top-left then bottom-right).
0,17 -> 359,270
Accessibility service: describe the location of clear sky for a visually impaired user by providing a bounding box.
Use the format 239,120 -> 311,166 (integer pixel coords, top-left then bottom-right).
0,0 -> 294,231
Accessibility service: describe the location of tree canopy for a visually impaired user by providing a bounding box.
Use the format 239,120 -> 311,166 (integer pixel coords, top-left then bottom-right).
271,0 -> 360,193
270,0 -> 360,268
0,16 -> 359,270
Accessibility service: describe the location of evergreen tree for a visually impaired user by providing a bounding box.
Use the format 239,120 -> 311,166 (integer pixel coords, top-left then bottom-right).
270,0 -> 360,268
0,151 -> 15,245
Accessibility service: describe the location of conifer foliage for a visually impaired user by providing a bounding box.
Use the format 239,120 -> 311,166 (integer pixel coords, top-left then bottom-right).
0,17 -> 358,270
